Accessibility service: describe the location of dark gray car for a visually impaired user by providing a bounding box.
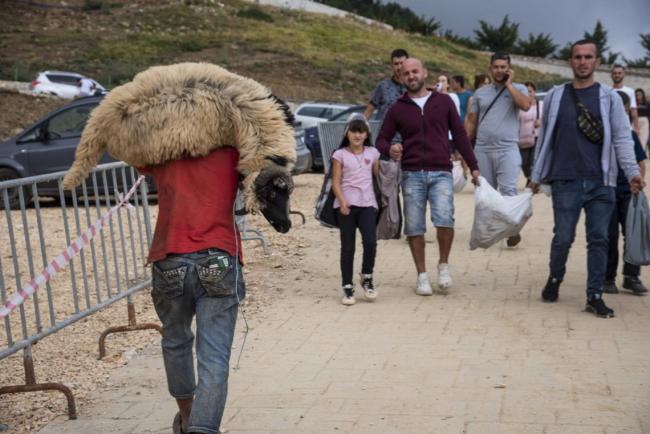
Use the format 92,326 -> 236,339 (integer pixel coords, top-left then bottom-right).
0,95 -> 118,208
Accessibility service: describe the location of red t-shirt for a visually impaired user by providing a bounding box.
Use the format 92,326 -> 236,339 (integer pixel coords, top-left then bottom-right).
139,147 -> 243,264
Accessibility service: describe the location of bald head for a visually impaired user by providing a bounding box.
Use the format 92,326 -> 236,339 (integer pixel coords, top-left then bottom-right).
401,58 -> 428,95
402,58 -> 425,71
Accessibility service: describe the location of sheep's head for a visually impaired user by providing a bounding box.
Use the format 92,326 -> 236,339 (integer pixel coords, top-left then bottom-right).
254,161 -> 294,233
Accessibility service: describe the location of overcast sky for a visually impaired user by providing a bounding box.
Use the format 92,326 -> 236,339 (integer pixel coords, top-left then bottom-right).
395,0 -> 650,60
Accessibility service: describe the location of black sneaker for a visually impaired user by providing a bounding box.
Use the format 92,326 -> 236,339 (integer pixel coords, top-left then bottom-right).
602,280 -> 619,294
541,277 -> 562,302
585,297 -> 615,318
622,276 -> 648,295
360,274 -> 378,300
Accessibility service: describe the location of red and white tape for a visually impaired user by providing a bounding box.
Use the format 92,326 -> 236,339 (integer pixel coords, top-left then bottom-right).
0,176 -> 146,319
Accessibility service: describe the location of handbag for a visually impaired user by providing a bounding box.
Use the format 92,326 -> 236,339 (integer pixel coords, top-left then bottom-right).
567,84 -> 604,145
313,165 -> 339,228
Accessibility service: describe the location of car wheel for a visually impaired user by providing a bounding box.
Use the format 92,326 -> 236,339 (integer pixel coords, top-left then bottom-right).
0,168 -> 30,210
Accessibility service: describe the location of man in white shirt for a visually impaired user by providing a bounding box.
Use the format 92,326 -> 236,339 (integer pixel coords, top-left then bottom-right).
611,64 -> 639,133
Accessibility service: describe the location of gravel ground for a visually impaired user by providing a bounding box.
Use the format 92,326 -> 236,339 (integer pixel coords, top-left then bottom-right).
0,173 -> 322,433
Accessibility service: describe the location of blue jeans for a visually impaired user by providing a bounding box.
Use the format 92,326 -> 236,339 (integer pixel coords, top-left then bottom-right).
549,180 -> 615,299
152,248 -> 245,434
401,170 -> 454,235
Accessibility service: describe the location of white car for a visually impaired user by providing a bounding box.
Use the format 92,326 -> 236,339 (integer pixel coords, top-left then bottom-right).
30,71 -> 105,99
294,102 -> 353,129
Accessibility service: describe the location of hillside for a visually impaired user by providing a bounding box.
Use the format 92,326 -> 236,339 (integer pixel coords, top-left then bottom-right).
1,0 -> 561,103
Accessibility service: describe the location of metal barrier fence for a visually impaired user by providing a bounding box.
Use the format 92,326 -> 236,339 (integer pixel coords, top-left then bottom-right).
317,120 -> 383,173
0,162 -> 160,419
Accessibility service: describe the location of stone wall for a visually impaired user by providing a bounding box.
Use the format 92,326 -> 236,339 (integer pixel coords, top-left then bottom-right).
511,55 -> 650,91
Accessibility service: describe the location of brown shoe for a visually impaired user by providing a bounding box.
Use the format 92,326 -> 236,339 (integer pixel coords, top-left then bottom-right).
506,234 -> 521,247
173,412 -> 186,434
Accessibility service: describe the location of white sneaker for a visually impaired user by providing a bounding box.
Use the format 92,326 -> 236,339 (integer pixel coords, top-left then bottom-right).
416,273 -> 433,296
437,263 -> 452,290
341,285 -> 356,305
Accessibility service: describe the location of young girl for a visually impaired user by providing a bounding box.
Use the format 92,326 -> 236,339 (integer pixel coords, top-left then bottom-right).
331,114 -> 381,305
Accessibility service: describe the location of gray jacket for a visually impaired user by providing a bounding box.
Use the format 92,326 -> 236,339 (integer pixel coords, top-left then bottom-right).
531,82 -> 640,186
377,159 -> 401,240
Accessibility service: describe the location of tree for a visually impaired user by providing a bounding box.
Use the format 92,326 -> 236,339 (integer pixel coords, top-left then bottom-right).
515,33 -> 557,58
604,51 -> 620,65
473,15 -> 519,52
642,33 -> 650,58
583,20 -> 610,56
554,42 -> 573,60
623,33 -> 650,68
443,30 -> 481,50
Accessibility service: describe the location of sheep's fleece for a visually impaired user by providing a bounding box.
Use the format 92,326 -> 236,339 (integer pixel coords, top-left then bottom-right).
61,62 -> 296,212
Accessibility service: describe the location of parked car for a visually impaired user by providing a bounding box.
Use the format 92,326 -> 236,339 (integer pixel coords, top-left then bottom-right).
292,128 -> 312,175
0,94 -> 146,209
30,71 -> 105,99
294,101 -> 353,129
304,105 -> 381,171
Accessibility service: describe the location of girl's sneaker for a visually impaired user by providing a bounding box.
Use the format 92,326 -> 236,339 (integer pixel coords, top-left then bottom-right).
360,274 -> 377,301
341,284 -> 356,305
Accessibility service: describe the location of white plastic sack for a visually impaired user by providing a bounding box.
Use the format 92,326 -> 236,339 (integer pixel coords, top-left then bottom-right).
469,177 -> 533,250
452,160 -> 466,193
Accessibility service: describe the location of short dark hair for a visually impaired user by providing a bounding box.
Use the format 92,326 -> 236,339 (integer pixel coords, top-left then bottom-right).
524,81 -> 536,90
616,90 -> 630,106
490,52 -> 511,64
570,39 -> 598,57
612,63 -> 625,71
473,73 -> 490,90
391,49 -> 408,60
451,75 -> 465,87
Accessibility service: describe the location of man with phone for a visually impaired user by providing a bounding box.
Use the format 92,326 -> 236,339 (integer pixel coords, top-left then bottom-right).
466,52 -> 531,247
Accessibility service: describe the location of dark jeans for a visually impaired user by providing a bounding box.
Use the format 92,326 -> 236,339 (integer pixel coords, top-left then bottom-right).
519,146 -> 535,180
549,180 -> 615,299
152,248 -> 245,434
338,206 -> 377,286
606,189 -> 640,280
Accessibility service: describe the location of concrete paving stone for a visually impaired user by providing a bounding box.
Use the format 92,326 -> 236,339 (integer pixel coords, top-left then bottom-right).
556,407 -> 638,427
465,421 -> 545,434
40,418 -> 136,434
225,407 -> 306,431
500,389 -> 561,423
544,424 -> 607,434
605,428 -> 644,434
352,414 -> 464,434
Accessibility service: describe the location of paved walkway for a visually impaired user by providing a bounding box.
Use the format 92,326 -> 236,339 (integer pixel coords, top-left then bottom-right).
40,188 -> 650,434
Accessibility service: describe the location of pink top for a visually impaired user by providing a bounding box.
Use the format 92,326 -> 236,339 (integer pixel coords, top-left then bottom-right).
518,100 -> 543,149
332,146 -> 380,209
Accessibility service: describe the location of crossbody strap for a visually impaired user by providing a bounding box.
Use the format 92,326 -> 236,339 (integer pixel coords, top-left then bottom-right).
479,86 -> 507,125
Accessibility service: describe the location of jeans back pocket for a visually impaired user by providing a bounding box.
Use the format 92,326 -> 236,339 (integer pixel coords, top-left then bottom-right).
152,263 -> 187,300
196,253 -> 237,297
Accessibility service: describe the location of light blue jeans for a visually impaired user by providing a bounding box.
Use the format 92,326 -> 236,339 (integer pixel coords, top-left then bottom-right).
152,248 -> 245,434
475,147 -> 522,197
401,170 -> 454,235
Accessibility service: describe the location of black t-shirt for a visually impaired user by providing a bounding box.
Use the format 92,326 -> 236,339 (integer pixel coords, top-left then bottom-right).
638,103 -> 648,118
549,83 -> 603,181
